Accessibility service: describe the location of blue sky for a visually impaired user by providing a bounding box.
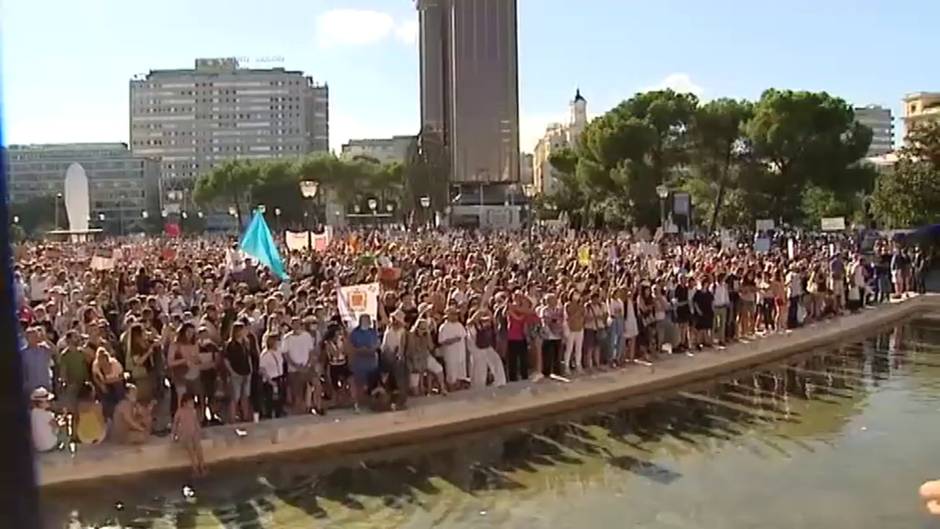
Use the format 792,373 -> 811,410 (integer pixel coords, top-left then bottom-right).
1,0 -> 938,152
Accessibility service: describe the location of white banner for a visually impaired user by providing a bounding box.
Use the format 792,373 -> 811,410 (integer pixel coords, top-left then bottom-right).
337,282 -> 380,329
285,230 -> 331,252
90,255 -> 115,270
755,219 -> 775,232
821,217 -> 846,231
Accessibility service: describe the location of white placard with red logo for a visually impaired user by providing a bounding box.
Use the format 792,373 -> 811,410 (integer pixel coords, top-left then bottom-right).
337,282 -> 380,329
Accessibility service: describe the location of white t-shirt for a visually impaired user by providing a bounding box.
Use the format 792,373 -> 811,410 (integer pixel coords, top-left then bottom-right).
382,327 -> 406,355
283,331 -> 314,372
31,408 -> 58,452
259,348 -> 284,381
437,321 -> 467,358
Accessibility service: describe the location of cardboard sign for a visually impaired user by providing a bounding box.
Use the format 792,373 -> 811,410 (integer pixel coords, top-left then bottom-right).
821,217 -> 846,231
337,282 -> 380,328
90,255 -> 115,270
755,219 -> 775,232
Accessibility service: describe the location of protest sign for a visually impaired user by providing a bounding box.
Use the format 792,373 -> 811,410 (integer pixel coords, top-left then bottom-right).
578,245 -> 591,266
755,219 -> 775,232
337,282 -> 380,328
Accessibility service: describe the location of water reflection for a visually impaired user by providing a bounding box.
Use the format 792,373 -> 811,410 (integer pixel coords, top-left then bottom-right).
45,322 -> 940,529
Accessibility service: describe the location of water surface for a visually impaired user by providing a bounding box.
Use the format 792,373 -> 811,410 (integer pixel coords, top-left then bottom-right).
45,321 -> 940,529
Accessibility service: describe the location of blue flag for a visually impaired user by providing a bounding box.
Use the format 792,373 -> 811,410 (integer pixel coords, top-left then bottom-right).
239,210 -> 288,281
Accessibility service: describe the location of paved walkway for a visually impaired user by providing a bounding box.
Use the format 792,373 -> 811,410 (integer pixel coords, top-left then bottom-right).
39,295 -> 936,487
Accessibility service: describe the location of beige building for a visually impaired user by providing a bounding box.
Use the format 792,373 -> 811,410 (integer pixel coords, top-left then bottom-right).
129,58 -> 329,191
533,90 -> 588,196
341,135 -> 414,164
903,92 -> 940,136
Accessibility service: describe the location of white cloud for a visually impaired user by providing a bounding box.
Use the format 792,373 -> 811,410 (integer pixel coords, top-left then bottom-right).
316,9 -> 418,48
644,73 -> 704,98
394,19 -> 419,45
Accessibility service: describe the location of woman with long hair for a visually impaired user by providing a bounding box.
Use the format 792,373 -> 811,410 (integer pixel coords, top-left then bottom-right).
124,323 -> 155,404
168,322 -> 202,414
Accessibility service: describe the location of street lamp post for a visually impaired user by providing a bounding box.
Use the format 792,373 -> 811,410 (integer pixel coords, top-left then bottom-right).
367,198 -> 378,230
299,180 -> 319,251
54,193 -> 63,230
419,195 -> 431,230
274,207 -> 282,234
656,184 -> 669,231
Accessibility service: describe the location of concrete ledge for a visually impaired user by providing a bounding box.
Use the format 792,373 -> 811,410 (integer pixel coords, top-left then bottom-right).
39,295 -> 940,487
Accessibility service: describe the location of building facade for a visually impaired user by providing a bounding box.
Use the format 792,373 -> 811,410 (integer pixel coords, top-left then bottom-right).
129,58 -> 329,196
417,0 -> 520,186
903,92 -> 940,135
533,90 -> 589,196
854,105 -> 894,156
5,143 -> 160,233
341,135 -> 414,164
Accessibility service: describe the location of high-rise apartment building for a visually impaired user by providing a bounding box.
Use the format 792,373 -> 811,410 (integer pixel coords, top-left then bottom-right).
129,58 -> 329,194
4,143 -> 160,233
417,0 -> 520,186
903,92 -> 940,136
533,90 -> 589,196
854,105 -> 894,156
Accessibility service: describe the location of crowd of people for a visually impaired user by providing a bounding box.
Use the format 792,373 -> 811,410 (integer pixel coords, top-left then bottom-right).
15,226 -> 929,475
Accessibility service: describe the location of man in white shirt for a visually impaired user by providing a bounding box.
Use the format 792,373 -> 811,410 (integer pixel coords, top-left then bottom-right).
437,307 -> 468,389
712,274 -> 731,345
258,335 -> 285,418
29,266 -> 51,307
786,267 -> 804,328
282,317 -> 315,414
30,387 -> 60,452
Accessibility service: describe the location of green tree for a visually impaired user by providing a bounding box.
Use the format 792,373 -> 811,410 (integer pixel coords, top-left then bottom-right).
9,194 -> 63,235
252,159 -> 306,227
870,121 -> 940,228
688,98 -> 754,233
193,158 -> 263,226
403,131 -> 449,224
574,89 -> 698,227
745,89 -> 874,223
871,160 -> 940,228
903,121 -> 940,167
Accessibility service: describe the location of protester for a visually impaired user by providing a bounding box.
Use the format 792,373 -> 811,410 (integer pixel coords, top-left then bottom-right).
172,393 -> 207,477
30,387 -> 62,453
13,225 -> 923,457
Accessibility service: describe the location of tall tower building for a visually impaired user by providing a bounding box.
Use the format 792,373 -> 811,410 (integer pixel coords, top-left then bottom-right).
417,0 -> 521,187
854,105 -> 894,156
569,89 -> 588,144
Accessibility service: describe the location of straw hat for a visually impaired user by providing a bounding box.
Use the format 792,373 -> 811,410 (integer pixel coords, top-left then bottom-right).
30,387 -> 54,402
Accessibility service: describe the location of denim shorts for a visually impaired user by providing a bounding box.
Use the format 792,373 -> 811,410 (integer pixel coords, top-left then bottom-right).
229,373 -> 251,401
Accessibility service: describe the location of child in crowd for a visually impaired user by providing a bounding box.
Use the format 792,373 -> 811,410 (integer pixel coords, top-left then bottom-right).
172,393 -> 207,477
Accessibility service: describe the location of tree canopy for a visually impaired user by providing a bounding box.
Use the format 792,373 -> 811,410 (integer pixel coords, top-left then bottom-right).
193,152 -> 411,227
871,122 -> 940,228
546,88 -> 876,231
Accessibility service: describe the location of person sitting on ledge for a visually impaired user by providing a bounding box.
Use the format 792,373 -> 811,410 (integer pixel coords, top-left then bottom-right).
111,384 -> 152,445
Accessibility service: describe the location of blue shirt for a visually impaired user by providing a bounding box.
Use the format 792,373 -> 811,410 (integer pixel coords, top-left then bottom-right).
21,345 -> 52,394
349,327 -> 379,367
